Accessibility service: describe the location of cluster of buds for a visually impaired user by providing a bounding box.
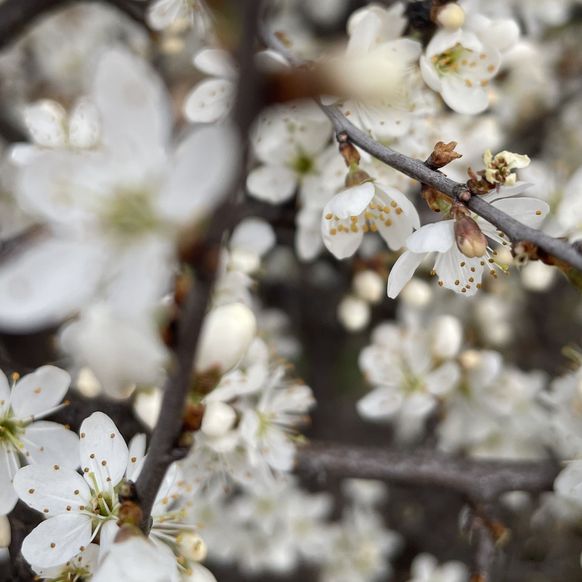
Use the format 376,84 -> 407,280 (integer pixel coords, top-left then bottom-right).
453,204 -> 488,258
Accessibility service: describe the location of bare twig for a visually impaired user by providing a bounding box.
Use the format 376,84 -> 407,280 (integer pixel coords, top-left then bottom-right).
296,442 -> 559,501
262,26 -> 582,274
134,0 -> 264,527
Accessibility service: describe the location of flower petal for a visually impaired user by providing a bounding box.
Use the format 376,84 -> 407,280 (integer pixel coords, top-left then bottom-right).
79,412 -> 128,490
14,464 -> 91,515
125,434 -> 147,483
406,220 -> 454,253
0,444 -> 19,514
93,48 -> 171,160
441,76 -> 489,115
246,165 -> 297,204
357,387 -> 403,419
193,49 -> 237,78
0,370 -> 10,417
183,79 -> 235,124
159,124 -> 240,223
0,237 -> 104,332
11,366 -> 70,419
22,421 -> 80,469
21,514 -> 92,569
387,251 -> 424,298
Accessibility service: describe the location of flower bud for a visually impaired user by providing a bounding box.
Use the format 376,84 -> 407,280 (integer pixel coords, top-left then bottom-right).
195,303 -> 256,374
353,270 -> 384,304
431,315 -> 463,359
200,401 -> 237,438
177,533 -> 208,562
521,261 -> 556,292
345,168 -> 372,188
454,215 -> 487,258
436,3 -> 465,30
426,141 -> 462,169
459,349 -> 482,370
338,296 -> 370,332
0,515 -> 10,548
401,279 -> 432,308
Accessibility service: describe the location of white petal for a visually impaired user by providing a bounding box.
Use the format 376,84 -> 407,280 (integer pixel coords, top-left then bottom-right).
79,412 -> 128,490
321,218 -> 364,259
14,464 -> 91,515
0,237 -> 104,332
93,48 -> 171,160
0,445 -> 19,514
490,197 -> 549,228
159,124 -> 240,223
184,79 -> 235,124
441,77 -> 489,115
406,220 -> 455,253
21,514 -> 92,569
22,422 -> 80,469
147,0 -> 185,31
325,183 -> 375,219
433,245 -> 484,296
375,185 -> 420,250
23,100 -> 67,148
69,99 -> 100,149
0,370 -> 10,417
387,251 -> 424,298
246,165 -> 297,204
425,362 -> 461,397
230,218 -> 276,257
193,49 -> 236,78
126,434 -> 147,482
11,366 -> 70,419
357,387 -> 403,419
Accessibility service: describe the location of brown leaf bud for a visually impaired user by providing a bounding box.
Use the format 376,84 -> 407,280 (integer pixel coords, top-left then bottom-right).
454,215 -> 487,258
426,141 -> 462,169
339,141 -> 361,167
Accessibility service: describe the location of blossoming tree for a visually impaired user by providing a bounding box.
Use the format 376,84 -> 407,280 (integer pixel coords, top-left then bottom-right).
0,0 -> 582,581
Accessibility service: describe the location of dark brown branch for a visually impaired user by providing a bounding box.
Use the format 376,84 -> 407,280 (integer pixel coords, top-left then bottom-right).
134,0 -> 264,527
262,27 -> 582,274
296,442 -> 559,501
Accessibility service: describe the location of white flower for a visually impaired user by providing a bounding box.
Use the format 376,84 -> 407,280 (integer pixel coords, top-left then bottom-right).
407,553 -> 468,582
0,366 -> 78,515
228,217 -> 276,275
482,149 -> 531,186
0,48 -> 238,332
334,4 -> 426,140
322,180 -> 420,259
59,303 -> 168,399
145,0 -> 212,35
420,16 -> 518,114
247,103 -> 333,204
357,322 -> 460,441
14,412 -> 129,569
387,192 -> 549,298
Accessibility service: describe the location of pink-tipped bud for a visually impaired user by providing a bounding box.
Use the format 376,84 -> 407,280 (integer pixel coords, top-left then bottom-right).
454,215 -> 487,258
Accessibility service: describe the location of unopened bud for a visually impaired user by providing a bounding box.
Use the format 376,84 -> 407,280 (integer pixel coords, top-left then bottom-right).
200,401 -> 237,438
345,168 -> 372,188
353,270 -> 384,304
195,303 -> 256,374
436,3 -> 465,30
338,296 -> 370,332
454,215 -> 487,258
177,532 -> 208,562
459,349 -> 482,370
431,315 -> 463,359
0,516 -> 10,548
401,279 -> 432,308
426,141 -> 462,169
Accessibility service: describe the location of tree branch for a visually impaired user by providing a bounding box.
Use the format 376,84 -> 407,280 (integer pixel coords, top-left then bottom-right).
134,0 -> 264,527
296,442 -> 559,501
262,26 -> 582,274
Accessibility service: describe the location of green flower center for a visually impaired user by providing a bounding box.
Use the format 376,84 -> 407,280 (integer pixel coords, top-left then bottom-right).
0,415 -> 25,450
432,43 -> 473,75
100,187 -> 160,241
292,153 -> 315,175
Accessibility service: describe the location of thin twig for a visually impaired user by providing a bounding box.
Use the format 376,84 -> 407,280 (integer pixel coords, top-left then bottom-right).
262,26 -> 582,273
134,0 -> 264,527
296,442 -> 559,501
